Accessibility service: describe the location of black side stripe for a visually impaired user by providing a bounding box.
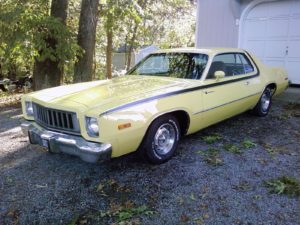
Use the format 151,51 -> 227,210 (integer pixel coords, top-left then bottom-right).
100,73 -> 259,116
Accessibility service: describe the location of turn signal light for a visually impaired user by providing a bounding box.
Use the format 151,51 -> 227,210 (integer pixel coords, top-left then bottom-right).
118,123 -> 131,130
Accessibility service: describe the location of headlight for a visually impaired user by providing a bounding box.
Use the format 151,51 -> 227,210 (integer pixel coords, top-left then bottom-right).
25,101 -> 34,116
86,117 -> 99,137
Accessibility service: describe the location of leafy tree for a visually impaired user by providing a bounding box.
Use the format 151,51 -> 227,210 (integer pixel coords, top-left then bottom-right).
135,0 -> 195,48
33,0 -> 68,90
100,0 -> 143,79
0,0 -> 196,88
97,0 -> 195,78
0,0 -> 80,89
0,0 -> 48,81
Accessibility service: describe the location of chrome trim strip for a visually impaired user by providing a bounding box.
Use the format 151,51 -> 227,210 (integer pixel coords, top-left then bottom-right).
193,92 -> 261,115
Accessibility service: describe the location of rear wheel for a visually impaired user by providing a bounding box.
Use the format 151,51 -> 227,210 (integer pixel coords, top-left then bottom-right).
140,115 -> 180,164
252,87 -> 272,116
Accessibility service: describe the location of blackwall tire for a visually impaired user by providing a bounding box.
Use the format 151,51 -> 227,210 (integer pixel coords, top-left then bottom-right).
252,87 -> 272,117
141,115 -> 180,164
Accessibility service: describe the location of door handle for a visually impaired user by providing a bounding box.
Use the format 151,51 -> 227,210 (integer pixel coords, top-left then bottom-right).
245,81 -> 250,85
204,90 -> 214,94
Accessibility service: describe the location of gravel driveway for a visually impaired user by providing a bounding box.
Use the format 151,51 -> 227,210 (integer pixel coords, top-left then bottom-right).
0,99 -> 299,225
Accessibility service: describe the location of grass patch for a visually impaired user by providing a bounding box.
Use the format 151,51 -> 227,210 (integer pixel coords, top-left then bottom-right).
66,215 -> 80,225
262,143 -> 287,156
284,103 -> 300,111
277,113 -> 292,120
115,205 -> 154,222
224,140 -> 256,154
202,133 -> 221,144
197,148 -> 223,166
263,144 -> 277,155
242,139 -> 257,149
265,176 -> 300,197
67,202 -> 155,225
275,102 -> 300,118
96,178 -> 131,197
224,144 -> 242,154
102,202 -> 155,223
233,181 -> 252,191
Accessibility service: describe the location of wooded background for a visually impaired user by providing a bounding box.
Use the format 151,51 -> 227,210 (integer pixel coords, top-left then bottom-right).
0,0 -> 196,90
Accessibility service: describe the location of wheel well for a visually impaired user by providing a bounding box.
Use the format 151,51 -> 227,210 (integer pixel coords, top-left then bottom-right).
266,83 -> 277,95
138,110 -> 190,152
168,110 -> 190,136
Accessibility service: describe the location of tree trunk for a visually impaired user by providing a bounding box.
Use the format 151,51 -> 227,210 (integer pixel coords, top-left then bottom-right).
8,63 -> 17,81
105,9 -> 114,80
0,63 -> 3,80
106,26 -> 113,79
74,0 -> 100,83
126,23 -> 139,71
33,0 -> 68,90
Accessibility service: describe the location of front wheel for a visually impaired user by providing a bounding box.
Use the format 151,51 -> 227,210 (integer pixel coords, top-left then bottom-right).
140,115 -> 180,164
252,87 -> 272,117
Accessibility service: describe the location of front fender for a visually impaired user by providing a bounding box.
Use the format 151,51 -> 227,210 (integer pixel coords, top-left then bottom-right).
99,99 -> 192,157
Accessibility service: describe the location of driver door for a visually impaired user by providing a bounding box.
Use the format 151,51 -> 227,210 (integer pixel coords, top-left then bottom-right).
200,53 -> 258,128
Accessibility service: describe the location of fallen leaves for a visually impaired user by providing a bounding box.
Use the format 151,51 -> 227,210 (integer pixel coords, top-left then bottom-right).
96,179 -> 131,197
6,209 -> 19,225
102,201 -> 155,223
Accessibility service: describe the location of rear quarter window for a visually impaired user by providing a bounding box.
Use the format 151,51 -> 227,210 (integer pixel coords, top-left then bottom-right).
239,54 -> 255,74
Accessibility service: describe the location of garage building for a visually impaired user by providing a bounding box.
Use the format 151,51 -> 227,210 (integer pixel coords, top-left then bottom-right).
195,0 -> 300,84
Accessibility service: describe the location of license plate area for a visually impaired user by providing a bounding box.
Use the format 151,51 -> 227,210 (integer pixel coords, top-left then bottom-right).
42,139 -> 49,148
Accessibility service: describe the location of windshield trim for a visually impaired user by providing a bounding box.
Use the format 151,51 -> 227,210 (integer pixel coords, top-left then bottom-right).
126,52 -> 209,80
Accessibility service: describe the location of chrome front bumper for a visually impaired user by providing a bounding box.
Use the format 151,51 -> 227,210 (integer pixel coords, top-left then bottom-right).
21,121 -> 112,163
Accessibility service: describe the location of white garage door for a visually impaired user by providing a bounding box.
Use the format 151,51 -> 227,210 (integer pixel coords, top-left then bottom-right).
240,0 -> 300,84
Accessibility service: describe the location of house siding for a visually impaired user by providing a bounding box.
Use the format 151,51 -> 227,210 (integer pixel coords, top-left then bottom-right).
196,0 -> 255,48
196,0 -> 300,84
196,0 -> 241,47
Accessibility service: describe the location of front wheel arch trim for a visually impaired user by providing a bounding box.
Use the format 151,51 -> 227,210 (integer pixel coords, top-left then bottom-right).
137,110 -> 190,152
148,110 -> 190,136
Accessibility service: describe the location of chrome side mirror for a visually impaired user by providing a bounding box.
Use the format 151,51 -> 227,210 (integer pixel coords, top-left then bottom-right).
214,71 -> 225,81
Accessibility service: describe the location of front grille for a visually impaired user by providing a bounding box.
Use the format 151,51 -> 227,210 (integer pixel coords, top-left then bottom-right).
33,103 -> 80,134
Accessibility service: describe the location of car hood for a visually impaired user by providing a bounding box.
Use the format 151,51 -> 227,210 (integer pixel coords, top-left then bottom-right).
29,76 -> 194,114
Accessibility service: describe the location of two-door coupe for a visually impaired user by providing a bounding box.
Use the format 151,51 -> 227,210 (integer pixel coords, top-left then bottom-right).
21,48 -> 289,164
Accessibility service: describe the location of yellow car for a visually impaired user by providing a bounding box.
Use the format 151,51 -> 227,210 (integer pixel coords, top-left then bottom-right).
21,48 -> 289,164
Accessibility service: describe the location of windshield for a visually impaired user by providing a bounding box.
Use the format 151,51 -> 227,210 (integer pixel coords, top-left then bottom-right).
128,53 -> 208,80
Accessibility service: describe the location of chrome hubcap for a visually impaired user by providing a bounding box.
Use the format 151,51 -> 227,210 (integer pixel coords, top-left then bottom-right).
261,93 -> 270,112
153,123 -> 176,155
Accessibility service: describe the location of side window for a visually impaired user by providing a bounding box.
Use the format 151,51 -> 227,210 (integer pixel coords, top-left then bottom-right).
207,53 -> 245,79
239,54 -> 254,74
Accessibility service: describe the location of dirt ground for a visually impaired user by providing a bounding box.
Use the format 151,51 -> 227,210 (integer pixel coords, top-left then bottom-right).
0,99 -> 299,225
